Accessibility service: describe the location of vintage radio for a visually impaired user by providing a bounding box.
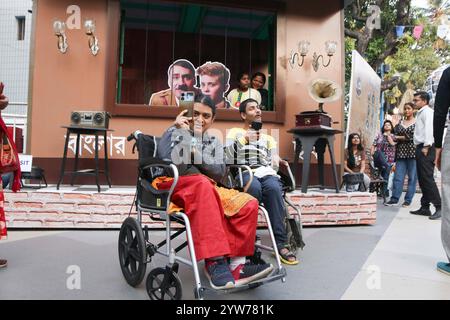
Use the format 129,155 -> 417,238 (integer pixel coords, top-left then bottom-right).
70,111 -> 111,129
295,111 -> 332,128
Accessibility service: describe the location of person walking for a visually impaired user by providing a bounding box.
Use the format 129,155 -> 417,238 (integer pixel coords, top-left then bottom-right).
410,91 -> 441,219
433,66 -> 450,275
385,102 -> 418,207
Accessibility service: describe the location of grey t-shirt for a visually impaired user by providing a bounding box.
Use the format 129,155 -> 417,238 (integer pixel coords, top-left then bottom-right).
157,126 -> 225,183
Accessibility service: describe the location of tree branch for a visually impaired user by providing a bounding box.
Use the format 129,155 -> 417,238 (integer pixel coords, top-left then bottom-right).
381,76 -> 400,91
351,1 -> 367,22
345,28 -> 362,40
372,0 -> 411,70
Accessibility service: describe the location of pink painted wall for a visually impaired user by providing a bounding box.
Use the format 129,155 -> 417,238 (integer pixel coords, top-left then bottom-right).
29,0 -> 345,173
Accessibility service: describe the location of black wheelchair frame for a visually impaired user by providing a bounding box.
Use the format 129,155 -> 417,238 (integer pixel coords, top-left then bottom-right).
223,164 -> 305,256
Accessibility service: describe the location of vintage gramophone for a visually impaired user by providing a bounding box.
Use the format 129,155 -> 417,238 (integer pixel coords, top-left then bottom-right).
296,78 -> 342,129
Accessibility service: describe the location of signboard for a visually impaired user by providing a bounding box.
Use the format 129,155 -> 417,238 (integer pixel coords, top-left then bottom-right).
346,50 -> 382,150
19,154 -> 33,172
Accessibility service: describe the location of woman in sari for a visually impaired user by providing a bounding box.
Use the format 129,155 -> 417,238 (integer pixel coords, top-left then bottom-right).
0,88 -> 9,268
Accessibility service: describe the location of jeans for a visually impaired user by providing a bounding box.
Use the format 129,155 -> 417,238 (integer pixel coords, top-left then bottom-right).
390,158 -> 417,204
242,173 -> 288,250
1,172 -> 13,189
374,150 -> 392,196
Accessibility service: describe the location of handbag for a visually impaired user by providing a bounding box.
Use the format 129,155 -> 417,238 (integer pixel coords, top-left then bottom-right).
343,173 -> 365,192
0,116 -> 21,191
343,173 -> 364,185
0,131 -> 19,173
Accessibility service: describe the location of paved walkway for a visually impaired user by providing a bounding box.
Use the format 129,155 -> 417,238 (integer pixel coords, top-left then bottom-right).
343,198 -> 450,299
0,196 -> 448,300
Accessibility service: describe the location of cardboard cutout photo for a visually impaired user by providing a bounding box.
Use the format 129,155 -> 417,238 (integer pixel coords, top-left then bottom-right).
148,59 -> 199,106
196,61 -> 231,109
347,50 -> 381,150
149,59 -> 232,109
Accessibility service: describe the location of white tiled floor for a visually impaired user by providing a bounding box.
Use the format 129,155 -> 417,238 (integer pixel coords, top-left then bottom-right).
342,198 -> 450,300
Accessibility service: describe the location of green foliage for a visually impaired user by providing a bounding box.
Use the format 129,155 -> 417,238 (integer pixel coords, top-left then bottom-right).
345,0 -> 450,97
345,37 -> 356,84
365,36 -> 387,63
385,20 -> 447,91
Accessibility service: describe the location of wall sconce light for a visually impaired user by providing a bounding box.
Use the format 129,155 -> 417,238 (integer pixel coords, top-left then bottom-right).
53,20 -> 68,54
289,40 -> 310,68
84,19 -> 99,56
312,41 -> 337,72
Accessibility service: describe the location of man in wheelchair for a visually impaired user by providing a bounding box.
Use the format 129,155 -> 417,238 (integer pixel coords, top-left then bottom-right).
156,94 -> 273,290
225,98 -> 299,265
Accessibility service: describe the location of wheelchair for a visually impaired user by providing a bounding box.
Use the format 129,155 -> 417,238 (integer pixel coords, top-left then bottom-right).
118,131 -> 288,300
223,162 -> 305,259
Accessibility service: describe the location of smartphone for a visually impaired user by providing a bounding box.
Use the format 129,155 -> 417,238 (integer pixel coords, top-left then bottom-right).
251,121 -> 263,131
0,82 -> 4,96
179,91 -> 195,117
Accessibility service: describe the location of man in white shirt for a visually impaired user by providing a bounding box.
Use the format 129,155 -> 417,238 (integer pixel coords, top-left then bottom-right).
410,91 -> 442,219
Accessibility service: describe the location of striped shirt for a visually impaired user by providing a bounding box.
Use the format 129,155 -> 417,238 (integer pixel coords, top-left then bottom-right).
225,128 -> 277,170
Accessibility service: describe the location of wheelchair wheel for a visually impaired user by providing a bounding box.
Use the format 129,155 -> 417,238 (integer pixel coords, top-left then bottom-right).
118,217 -> 147,287
146,267 -> 182,300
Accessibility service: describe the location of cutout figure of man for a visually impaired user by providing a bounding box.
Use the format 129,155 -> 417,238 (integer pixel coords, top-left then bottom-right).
196,61 -> 231,109
149,59 -> 198,106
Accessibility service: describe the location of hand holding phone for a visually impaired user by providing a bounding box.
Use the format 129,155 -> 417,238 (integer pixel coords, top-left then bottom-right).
0,82 -> 4,97
179,91 -> 195,118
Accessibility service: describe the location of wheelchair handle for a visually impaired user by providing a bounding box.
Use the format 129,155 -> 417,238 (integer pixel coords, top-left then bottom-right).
228,164 -> 253,193
141,162 -> 180,210
127,130 -> 143,142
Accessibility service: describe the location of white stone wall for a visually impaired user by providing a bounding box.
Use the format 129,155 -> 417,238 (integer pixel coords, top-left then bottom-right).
0,0 -> 33,115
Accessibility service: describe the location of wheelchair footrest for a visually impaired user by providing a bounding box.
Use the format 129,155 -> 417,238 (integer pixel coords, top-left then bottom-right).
202,267 -> 287,295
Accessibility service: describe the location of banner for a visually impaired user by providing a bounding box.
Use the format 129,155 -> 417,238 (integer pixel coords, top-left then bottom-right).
346,50 -> 382,151
437,24 -> 449,39
413,25 -> 423,40
395,26 -> 405,37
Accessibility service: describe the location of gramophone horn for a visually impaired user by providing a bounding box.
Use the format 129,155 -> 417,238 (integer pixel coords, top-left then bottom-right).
307,78 -> 342,104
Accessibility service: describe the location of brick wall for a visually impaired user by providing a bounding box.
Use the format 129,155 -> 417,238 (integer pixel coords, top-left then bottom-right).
4,190 -> 377,229
286,191 -> 377,226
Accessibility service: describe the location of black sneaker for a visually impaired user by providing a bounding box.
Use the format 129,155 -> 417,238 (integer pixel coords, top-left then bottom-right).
231,262 -> 274,286
385,199 -> 398,206
410,207 -> 432,216
429,209 -> 442,220
0,259 -> 7,269
204,258 -> 235,290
